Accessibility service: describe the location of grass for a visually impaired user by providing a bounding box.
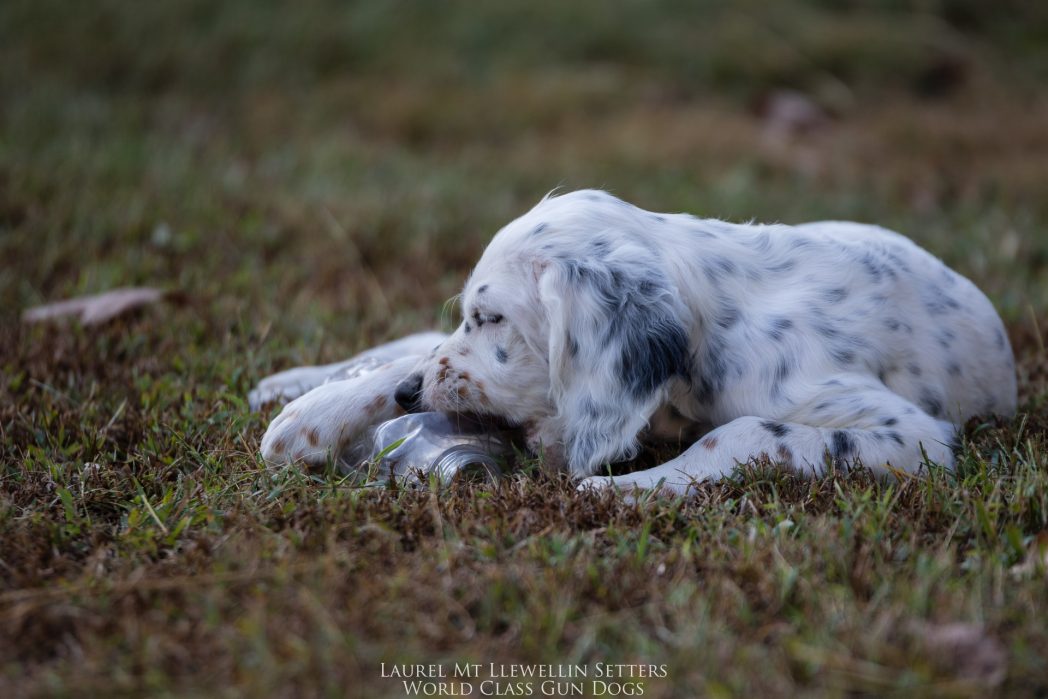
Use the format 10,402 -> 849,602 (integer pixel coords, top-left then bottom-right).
2,0 -> 1048,696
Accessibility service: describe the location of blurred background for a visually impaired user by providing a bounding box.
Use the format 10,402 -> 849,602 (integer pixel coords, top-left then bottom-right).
2,0 -> 1046,340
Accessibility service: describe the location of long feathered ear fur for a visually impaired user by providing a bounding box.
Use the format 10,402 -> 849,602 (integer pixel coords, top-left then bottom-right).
538,248 -> 691,476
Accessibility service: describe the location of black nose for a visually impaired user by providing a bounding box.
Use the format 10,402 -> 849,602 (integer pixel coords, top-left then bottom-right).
394,373 -> 424,412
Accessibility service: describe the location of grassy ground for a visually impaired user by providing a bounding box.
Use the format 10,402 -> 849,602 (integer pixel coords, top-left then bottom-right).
3,1 -> 1048,696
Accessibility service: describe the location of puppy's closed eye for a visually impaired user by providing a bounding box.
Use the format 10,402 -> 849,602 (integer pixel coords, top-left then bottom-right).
472,311 -> 504,326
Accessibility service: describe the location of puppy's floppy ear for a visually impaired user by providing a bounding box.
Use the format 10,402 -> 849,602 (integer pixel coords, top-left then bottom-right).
537,251 -> 690,476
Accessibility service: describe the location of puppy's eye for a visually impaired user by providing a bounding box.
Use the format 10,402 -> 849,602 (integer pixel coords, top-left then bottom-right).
472,311 -> 504,326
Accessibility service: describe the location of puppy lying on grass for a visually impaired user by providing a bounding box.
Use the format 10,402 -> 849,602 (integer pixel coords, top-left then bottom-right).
255,190 -> 1016,493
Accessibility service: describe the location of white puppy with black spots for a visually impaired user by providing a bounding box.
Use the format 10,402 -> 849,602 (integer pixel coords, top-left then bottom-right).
257,190 -> 1016,493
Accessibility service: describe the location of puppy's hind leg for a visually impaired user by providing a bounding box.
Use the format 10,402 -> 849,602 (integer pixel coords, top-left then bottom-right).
579,378 -> 958,495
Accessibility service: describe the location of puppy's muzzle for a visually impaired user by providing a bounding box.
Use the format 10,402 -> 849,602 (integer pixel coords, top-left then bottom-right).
394,373 -> 424,412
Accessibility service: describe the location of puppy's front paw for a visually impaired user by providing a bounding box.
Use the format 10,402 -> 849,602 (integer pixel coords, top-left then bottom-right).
576,475 -> 650,505
576,475 -> 615,492
260,408 -> 334,468
259,385 -> 358,468
258,355 -> 416,470
575,473 -> 687,502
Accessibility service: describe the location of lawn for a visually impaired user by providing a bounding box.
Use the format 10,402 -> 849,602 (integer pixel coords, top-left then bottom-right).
2,1 -> 1048,696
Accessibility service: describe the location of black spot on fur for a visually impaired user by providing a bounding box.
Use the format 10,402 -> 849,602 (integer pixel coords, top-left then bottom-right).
464,322 -> 471,334
920,389 -> 943,417
908,363 -> 922,377
637,278 -> 658,295
813,322 -> 840,339
762,421 -> 790,438
923,284 -> 962,316
495,346 -> 508,364
856,250 -> 898,283
618,319 -> 690,398
689,221 -> 716,240
531,223 -> 549,236
831,347 -> 856,365
947,361 -> 962,377
884,248 -> 911,273
767,259 -> 797,273
995,328 -> 1006,350
888,431 -> 905,446
769,354 -> 795,401
881,417 -> 898,427
884,318 -> 901,332
652,214 -> 666,223
744,265 -> 765,283
696,335 -> 731,405
829,334 -> 868,366
563,260 -> 588,282
715,305 -> 740,329
822,287 -> 849,303
702,255 -> 738,282
568,260 -> 690,400
768,317 -> 794,341
568,335 -> 579,358
859,254 -> 883,282
477,284 -> 488,294
831,430 -> 856,460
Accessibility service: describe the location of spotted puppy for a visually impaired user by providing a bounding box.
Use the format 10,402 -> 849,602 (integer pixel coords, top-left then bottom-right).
260,190 -> 1017,493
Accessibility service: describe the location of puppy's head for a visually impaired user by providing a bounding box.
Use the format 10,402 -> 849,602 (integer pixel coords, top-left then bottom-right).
396,191 -> 691,475
396,268 -> 553,429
